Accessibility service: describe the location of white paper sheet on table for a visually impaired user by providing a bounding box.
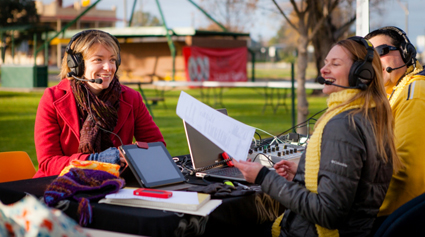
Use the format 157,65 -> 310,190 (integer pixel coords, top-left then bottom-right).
176,91 -> 255,161
105,188 -> 200,204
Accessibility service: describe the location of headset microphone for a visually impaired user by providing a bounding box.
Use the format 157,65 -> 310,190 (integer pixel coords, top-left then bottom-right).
386,63 -> 407,73
317,76 -> 366,90
317,76 -> 332,85
68,72 -> 103,84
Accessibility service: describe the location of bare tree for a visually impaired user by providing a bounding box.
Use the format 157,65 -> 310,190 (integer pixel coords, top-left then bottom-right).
199,0 -> 259,32
272,0 -> 343,135
310,0 -> 356,80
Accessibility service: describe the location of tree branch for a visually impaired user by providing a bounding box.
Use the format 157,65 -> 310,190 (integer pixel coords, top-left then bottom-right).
307,0 -> 339,42
333,13 -> 356,39
272,0 -> 299,32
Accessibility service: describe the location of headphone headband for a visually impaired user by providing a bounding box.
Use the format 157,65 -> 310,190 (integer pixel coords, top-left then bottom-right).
348,36 -> 374,63
377,26 -> 416,66
379,26 -> 409,41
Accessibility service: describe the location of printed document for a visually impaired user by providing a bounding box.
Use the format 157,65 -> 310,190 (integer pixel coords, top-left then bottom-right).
176,91 -> 255,161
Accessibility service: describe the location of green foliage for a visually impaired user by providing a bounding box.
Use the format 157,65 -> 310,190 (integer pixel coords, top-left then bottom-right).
0,0 -> 39,27
0,87 -> 328,170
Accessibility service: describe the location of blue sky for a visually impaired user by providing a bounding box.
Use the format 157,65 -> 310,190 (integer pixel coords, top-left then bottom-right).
39,0 -> 425,49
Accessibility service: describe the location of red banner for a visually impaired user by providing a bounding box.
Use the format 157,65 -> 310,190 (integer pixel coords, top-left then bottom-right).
182,46 -> 247,82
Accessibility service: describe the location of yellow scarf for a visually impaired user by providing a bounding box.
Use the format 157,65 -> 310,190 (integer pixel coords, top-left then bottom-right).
389,63 -> 423,106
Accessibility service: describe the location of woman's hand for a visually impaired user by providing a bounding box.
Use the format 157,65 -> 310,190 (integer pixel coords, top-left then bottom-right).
118,148 -> 128,172
233,159 -> 264,183
274,160 -> 297,181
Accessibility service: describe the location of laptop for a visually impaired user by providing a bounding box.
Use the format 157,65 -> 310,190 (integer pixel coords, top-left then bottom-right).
183,109 -> 246,182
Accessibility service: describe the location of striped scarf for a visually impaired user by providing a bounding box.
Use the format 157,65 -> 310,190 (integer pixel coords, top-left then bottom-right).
71,77 -> 121,154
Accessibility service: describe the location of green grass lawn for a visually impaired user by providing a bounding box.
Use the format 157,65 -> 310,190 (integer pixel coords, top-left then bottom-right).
0,86 -> 328,170
247,63 -> 318,80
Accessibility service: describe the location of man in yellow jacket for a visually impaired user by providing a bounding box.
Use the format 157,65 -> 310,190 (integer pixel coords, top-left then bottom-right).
366,26 -> 425,227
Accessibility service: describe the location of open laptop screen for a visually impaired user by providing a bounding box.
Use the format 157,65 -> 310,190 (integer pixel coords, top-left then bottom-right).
184,109 -> 228,170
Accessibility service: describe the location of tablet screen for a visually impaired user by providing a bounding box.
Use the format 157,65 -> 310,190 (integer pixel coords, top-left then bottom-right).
122,143 -> 185,188
127,146 -> 181,183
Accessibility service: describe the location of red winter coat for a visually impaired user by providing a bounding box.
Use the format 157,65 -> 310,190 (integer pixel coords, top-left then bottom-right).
34,79 -> 165,178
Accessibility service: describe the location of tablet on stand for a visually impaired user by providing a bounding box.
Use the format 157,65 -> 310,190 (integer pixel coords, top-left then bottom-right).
119,142 -> 186,188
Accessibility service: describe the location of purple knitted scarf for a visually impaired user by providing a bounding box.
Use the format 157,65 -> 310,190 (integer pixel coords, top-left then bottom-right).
44,168 -> 125,226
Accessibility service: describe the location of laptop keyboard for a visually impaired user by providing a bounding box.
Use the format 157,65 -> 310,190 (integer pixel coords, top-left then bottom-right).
207,167 -> 243,177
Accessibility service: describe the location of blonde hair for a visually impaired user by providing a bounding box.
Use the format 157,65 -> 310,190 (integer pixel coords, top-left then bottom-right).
319,38 -> 401,172
59,30 -> 120,80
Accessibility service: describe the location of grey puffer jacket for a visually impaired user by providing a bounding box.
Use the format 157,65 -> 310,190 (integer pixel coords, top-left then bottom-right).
261,110 -> 393,237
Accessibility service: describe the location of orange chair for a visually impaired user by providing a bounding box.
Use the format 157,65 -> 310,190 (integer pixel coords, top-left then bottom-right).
0,151 -> 36,183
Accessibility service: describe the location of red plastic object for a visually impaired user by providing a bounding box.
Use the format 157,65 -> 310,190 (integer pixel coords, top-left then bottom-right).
222,152 -> 234,167
133,188 -> 173,199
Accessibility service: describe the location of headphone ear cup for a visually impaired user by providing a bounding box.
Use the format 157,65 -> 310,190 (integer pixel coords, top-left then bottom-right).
116,54 -> 121,67
67,53 -> 84,77
349,60 -> 374,89
115,54 -> 121,73
404,43 -> 417,64
349,61 -> 362,87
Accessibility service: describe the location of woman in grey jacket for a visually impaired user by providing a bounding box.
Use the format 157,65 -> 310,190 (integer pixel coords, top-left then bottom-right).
234,37 -> 401,237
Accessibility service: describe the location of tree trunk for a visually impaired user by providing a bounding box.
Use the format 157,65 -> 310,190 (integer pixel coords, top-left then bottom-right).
296,34 -> 310,135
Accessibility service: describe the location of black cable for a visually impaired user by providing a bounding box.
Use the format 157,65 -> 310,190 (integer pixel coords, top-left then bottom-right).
179,156 -> 195,176
255,131 -> 262,144
276,107 -> 327,137
202,175 -> 213,184
251,152 -> 275,166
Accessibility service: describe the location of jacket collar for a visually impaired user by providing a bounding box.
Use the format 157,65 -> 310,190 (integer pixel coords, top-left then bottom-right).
55,79 -> 131,140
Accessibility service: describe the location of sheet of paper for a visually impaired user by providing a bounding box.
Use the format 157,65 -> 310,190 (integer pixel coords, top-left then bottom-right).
176,91 -> 255,161
105,188 -> 200,204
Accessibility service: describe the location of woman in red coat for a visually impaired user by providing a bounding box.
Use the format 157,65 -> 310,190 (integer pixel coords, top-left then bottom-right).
34,30 -> 165,178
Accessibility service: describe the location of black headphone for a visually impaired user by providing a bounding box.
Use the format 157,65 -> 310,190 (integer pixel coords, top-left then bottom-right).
347,36 -> 375,90
66,30 -> 121,77
379,26 -> 416,66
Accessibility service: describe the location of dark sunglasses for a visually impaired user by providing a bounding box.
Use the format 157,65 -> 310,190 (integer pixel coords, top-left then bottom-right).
375,44 -> 399,57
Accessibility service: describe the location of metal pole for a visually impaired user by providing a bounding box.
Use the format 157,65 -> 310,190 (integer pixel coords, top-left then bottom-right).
123,0 -> 127,27
187,0 -> 227,32
155,0 -> 176,81
44,31 -> 49,66
129,0 -> 138,27
33,33 -> 37,65
11,31 -> 14,61
397,0 -> 409,35
249,48 -> 255,82
291,62 -> 295,132
1,32 -> 4,63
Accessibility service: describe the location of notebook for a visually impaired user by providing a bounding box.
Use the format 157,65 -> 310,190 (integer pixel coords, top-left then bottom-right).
183,109 -> 246,182
102,189 -> 211,211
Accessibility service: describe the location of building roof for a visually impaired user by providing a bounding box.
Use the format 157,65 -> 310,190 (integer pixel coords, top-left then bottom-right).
40,15 -> 119,22
47,26 -> 250,39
